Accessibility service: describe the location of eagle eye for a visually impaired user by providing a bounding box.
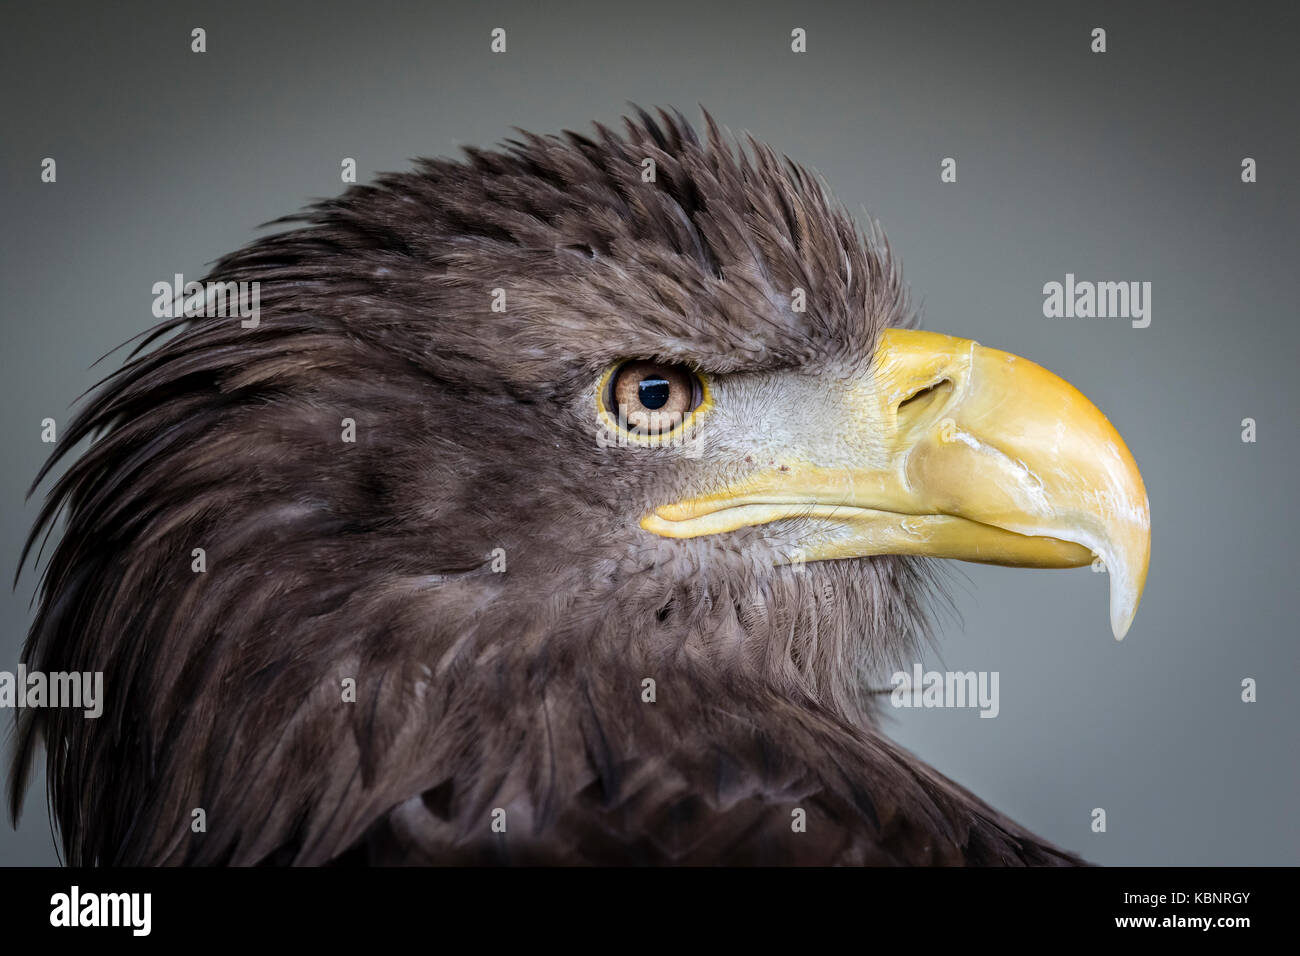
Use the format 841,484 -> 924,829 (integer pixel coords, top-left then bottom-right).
607,360 -> 703,435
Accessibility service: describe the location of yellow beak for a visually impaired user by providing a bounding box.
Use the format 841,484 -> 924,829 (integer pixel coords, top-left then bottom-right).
641,329 -> 1151,640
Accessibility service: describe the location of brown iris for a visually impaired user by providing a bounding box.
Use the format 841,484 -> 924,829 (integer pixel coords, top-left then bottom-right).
609,360 -> 702,434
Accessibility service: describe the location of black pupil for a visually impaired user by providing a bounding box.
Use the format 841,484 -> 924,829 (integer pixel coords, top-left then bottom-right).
638,377 -> 671,409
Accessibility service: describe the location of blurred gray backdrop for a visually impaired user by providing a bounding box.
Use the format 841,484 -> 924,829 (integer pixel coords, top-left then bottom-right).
2,0 -> 1297,865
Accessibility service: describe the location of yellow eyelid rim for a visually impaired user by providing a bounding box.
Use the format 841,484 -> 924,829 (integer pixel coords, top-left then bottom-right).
596,362 -> 713,445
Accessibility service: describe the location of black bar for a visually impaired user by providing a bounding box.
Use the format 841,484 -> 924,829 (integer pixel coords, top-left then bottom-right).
0,866 -> 1279,941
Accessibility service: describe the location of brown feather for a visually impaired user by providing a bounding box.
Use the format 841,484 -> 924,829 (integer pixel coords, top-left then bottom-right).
9,109 -> 1082,866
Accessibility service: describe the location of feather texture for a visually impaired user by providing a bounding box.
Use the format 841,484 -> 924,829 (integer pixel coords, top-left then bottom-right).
9,109 -> 1082,866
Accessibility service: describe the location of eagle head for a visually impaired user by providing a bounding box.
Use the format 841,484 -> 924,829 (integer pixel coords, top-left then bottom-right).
11,109 -> 1149,865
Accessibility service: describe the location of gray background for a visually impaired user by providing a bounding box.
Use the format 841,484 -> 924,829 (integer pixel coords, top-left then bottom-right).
2,0 -> 1296,865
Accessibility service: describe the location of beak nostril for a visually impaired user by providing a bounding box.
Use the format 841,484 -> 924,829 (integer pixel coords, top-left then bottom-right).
897,378 -> 953,418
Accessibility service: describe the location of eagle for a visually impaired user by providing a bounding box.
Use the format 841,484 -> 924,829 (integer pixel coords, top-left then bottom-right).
8,109 -> 1149,866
